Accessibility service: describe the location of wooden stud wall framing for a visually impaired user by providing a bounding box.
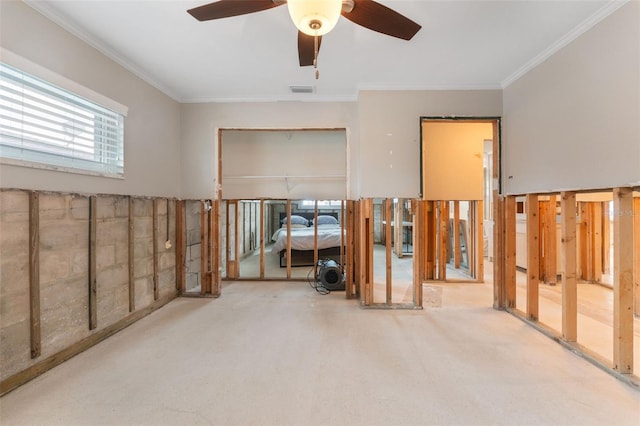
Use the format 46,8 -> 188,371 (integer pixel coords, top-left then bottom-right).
385,199 -> 393,305
345,200 -> 356,298
526,194 -> 539,321
504,196 -> 516,308
541,196 -> 557,285
152,199 -> 159,300
634,197 -> 640,316
476,200 -> 484,282
561,191 -> 577,342
425,201 -> 436,280
612,187 -> 633,374
493,195 -> 506,309
201,201 -> 209,293
88,196 -> 97,330
438,201 -> 449,281
175,200 -> 185,294
128,198 -> 135,311
453,201 -> 461,268
29,191 -> 41,359
286,200 -> 292,279
260,199 -> 265,279
412,200 -> 423,308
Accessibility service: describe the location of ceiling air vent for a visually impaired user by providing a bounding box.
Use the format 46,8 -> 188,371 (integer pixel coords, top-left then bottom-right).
289,85 -> 314,94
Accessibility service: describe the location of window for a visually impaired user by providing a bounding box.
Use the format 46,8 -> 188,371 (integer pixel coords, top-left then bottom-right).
0,62 -> 125,177
300,200 -> 343,208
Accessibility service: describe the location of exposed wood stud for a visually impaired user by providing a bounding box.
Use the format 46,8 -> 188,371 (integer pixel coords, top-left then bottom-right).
602,201 -> 611,276
385,198 -> 392,305
346,200 -> 356,299
425,200 -> 436,280
88,196 -> 97,330
477,200 -> 484,282
175,200 -> 186,294
152,198 -> 159,300
313,201 -> 319,278
545,196 -> 557,285
579,202 -> 588,280
29,191 -> 41,358
634,197 -> 640,316
201,201 -> 208,294
561,192 -> 577,342
286,200 -> 292,279
453,201 -> 461,268
412,200 -> 423,308
211,199 -> 220,296
526,194 -> 539,321
260,199 -> 265,279
505,196 -> 517,308
493,195 -> 505,309
612,187 -> 633,374
438,201 -> 449,281
128,197 -> 135,311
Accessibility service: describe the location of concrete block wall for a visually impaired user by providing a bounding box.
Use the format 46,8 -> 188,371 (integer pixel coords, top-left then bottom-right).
0,189 -> 180,385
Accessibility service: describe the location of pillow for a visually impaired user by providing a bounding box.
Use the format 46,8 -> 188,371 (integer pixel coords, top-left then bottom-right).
281,223 -> 307,229
313,215 -> 339,225
281,215 -> 309,226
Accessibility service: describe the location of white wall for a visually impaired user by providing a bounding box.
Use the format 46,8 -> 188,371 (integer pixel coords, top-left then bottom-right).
222,130 -> 347,200
180,101 -> 359,199
502,1 -> 640,194
358,90 -> 502,198
0,1 -> 181,197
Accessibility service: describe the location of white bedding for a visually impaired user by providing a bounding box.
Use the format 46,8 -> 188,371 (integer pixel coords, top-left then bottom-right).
270,224 -> 343,253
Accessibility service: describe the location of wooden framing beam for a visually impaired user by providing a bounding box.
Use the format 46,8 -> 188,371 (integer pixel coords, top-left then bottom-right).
526,194 -> 539,321
88,195 -> 97,330
412,200 -> 423,308
602,201 -> 611,276
579,202 -> 588,280
504,196 -> 517,308
477,200 -> 484,282
210,199 -> 219,296
345,200 -> 356,299
425,201 -> 436,280
634,197 -> 640,316
561,192 -> 577,342
612,187 -> 633,374
453,201 -> 461,268
360,199 -> 374,306
545,196 -> 558,285
314,201 -> 319,277
201,201 -> 208,294
175,200 -> 185,294
385,198 -> 393,305
493,195 -> 505,309
128,197 -> 135,311
593,202 -> 603,283
152,199 -> 159,300
29,191 -> 41,358
438,201 -> 449,281
260,199 -> 265,279
286,200 -> 292,279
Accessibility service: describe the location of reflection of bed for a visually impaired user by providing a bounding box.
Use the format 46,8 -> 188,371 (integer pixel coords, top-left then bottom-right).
271,212 -> 343,267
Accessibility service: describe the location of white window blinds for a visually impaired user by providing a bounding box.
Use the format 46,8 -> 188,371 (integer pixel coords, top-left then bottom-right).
0,62 -> 125,176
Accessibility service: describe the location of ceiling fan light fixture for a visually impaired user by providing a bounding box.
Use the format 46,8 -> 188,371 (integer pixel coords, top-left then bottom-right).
287,0 -> 342,36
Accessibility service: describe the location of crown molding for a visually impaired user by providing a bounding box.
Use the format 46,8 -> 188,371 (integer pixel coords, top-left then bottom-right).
501,0 -> 629,89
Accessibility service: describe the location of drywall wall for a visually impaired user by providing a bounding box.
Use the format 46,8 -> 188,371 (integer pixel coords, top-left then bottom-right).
422,122 -> 492,200
180,101 -> 359,199
221,130 -> 347,199
0,1 -> 181,197
358,90 -> 502,198
502,1 -> 640,194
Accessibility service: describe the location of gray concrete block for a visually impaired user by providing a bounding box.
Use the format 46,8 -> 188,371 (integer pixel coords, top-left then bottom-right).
0,190 -> 28,215
96,196 -> 115,219
39,251 -> 71,285
133,199 -> 152,217
70,196 -> 89,220
96,245 -> 115,269
0,319 -> 31,381
40,222 -> 88,251
96,219 -> 127,245
39,194 -> 67,220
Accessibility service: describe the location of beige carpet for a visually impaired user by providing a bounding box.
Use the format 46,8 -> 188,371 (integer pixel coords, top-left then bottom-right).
1,281 -> 638,426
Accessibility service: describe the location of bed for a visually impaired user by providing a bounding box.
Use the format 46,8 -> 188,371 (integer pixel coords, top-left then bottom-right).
271,212 -> 344,267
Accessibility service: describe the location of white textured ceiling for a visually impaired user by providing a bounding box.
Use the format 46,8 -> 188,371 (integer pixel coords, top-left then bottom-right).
26,0 -> 624,102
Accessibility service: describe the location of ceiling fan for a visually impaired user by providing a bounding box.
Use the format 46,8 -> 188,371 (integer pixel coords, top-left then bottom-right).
187,0 -> 421,76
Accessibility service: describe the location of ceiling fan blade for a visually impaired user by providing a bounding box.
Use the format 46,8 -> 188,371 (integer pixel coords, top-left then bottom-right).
342,0 -> 421,40
187,0 -> 283,22
298,32 -> 322,67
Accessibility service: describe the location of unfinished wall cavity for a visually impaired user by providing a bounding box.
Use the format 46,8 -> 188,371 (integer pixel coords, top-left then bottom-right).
0,189 -> 179,394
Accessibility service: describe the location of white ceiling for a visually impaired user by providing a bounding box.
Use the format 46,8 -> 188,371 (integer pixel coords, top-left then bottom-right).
26,0 -> 624,102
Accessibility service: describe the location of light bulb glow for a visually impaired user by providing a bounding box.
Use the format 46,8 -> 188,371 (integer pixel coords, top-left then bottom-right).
287,0 -> 342,36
